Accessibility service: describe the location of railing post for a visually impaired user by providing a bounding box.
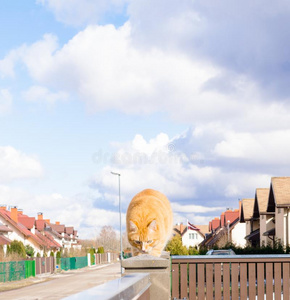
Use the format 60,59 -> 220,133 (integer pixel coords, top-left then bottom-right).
122,252 -> 170,300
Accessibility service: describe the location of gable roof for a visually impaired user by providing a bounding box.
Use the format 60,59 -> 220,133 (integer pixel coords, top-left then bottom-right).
65,227 -> 74,235
0,209 -> 45,247
197,225 -> 210,235
256,188 -> 270,213
240,198 -> 255,222
0,235 -> 11,245
253,188 -> 270,218
224,209 -> 239,225
0,209 -> 33,238
50,223 -> 65,234
18,216 -> 35,230
271,177 -> 290,207
44,232 -> 62,248
173,224 -> 187,236
211,217 -> 220,230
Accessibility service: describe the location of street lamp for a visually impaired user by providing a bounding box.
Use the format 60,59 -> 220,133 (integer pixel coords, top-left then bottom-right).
111,171 -> 122,274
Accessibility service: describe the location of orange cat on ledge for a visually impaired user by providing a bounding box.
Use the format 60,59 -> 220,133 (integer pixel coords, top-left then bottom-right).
126,189 -> 173,257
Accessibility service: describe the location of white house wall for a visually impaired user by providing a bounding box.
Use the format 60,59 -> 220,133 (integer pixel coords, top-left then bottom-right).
182,230 -> 204,248
231,223 -> 246,247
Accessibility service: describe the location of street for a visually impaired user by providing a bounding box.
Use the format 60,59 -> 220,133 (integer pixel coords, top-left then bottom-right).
0,263 -> 121,300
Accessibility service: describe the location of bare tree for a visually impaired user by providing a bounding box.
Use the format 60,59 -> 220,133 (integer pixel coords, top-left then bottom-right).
96,226 -> 119,252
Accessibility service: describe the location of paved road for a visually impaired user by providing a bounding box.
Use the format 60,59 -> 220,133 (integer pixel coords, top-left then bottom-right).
0,263 -> 121,300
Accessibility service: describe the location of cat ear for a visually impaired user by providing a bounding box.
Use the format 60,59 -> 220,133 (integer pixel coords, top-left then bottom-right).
129,221 -> 138,232
148,220 -> 157,231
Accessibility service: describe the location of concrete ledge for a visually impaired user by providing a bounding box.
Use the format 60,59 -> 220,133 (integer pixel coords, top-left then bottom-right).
63,273 -> 151,300
122,254 -> 169,269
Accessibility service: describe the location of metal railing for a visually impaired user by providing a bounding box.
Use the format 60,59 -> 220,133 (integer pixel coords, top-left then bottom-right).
171,254 -> 290,300
63,273 -> 151,300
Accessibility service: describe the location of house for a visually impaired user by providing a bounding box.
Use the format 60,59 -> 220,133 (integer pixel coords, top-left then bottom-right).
172,223 -> 209,249
34,213 -> 62,255
0,206 -> 80,257
0,221 -> 13,254
252,188 -> 275,246
266,177 -> 290,247
200,209 -> 246,248
0,206 -> 45,256
240,198 -> 256,246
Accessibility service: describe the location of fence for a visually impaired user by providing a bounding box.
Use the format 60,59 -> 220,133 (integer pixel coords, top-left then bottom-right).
60,256 -> 88,271
35,257 -> 55,275
0,261 -> 26,282
171,254 -> 290,300
94,253 -> 118,265
0,260 -> 35,282
0,252 -> 118,283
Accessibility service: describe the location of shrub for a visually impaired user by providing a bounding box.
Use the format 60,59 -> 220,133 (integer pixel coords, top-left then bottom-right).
188,246 -> 199,255
25,245 -> 34,257
7,240 -> 26,258
56,251 -> 61,264
165,235 -> 188,255
98,247 -> 105,254
89,248 -> 95,264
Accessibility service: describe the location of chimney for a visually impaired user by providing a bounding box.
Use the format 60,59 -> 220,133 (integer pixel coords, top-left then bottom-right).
37,212 -> 43,220
55,221 -> 60,225
45,219 -> 50,224
11,206 -> 18,223
0,204 -> 6,210
18,209 -> 23,215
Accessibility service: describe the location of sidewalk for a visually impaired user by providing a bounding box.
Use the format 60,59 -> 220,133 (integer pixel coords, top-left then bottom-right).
0,262 -> 119,293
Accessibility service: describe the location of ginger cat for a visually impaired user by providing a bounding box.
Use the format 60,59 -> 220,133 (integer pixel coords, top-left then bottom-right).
126,189 -> 173,257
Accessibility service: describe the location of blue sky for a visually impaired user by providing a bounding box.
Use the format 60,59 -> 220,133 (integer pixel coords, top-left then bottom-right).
1,0 -> 290,238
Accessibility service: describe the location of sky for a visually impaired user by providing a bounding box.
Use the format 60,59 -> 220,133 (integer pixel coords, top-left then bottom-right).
1,0 -> 290,239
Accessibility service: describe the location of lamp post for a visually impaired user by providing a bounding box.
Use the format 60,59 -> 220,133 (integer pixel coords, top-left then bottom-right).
111,171 -> 122,274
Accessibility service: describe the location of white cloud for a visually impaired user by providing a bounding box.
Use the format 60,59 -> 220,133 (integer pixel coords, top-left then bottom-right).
0,186 -> 125,239
171,202 -> 224,213
37,0 -> 128,26
0,146 -> 43,182
22,85 -> 68,105
214,129 -> 290,165
16,23 -> 274,127
128,0 -> 290,100
2,21 -> 290,132
0,89 -> 12,113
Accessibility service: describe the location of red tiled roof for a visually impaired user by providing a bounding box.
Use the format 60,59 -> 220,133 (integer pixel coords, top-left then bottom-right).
209,221 -> 212,231
50,224 -> 65,234
0,225 -> 12,232
224,209 -> 239,225
18,216 -> 35,230
44,232 -> 62,248
0,235 -> 11,245
0,210 -> 45,247
35,230 -> 52,248
65,227 -> 74,235
35,220 -> 46,231
0,210 -> 32,238
212,218 -> 220,230
63,233 -> 70,239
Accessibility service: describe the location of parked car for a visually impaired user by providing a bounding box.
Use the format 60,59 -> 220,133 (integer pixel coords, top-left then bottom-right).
206,249 -> 237,280
206,249 -> 236,255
